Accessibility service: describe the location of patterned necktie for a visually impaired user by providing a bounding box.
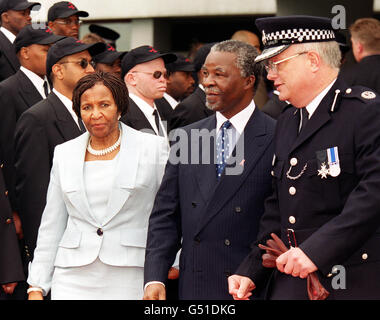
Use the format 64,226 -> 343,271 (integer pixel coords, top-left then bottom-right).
216,120 -> 232,179
299,107 -> 309,134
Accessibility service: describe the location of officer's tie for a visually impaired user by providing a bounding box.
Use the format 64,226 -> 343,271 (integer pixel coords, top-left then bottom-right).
216,120 -> 232,179
299,107 -> 309,134
153,109 -> 164,137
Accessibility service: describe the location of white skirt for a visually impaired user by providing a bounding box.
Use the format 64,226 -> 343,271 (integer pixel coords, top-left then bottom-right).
51,257 -> 144,300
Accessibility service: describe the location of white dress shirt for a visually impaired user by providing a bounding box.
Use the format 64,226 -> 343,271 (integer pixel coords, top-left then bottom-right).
163,92 -> 179,109
20,66 -> 50,99
215,99 -> 256,158
53,88 -> 81,130
129,93 -> 167,138
305,79 -> 337,119
0,27 -> 16,43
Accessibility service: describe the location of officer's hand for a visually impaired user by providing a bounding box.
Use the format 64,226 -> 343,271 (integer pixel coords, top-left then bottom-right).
143,283 -> 166,300
168,267 -> 179,280
276,247 -> 317,278
228,275 -> 256,300
1,282 -> 18,294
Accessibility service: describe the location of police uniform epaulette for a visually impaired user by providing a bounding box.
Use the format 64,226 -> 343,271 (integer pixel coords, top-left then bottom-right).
341,86 -> 378,103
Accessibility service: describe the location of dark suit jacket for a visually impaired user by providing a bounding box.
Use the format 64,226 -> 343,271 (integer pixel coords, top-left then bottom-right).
0,70 -> 44,211
169,87 -> 214,130
0,31 -> 20,82
14,92 -> 83,257
155,97 -> 175,133
0,163 -> 24,285
120,97 -> 167,136
237,80 -> 380,299
339,54 -> 380,95
144,108 -> 276,299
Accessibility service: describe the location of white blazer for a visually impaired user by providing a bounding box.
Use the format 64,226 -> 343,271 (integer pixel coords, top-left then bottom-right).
27,123 -> 169,294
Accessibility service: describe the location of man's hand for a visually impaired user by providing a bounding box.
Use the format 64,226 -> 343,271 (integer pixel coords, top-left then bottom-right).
168,267 -> 179,280
143,283 -> 166,300
276,247 -> 317,278
228,275 -> 256,300
1,282 -> 18,294
12,211 -> 23,240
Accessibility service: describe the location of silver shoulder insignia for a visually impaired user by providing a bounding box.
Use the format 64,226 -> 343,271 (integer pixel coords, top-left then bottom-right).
361,91 -> 376,99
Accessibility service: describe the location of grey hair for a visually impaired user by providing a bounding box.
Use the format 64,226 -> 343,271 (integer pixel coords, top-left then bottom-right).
210,40 -> 263,91
295,41 -> 342,69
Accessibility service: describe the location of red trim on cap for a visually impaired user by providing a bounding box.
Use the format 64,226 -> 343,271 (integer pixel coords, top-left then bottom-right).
107,45 -> 116,51
46,29 -> 53,33
149,46 -> 158,53
68,2 -> 76,10
76,40 -> 84,44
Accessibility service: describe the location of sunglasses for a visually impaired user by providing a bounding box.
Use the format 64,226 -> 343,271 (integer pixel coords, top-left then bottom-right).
59,58 -> 96,69
131,70 -> 169,79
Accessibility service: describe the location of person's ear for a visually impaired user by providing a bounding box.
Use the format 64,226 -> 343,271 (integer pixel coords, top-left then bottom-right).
244,75 -> 255,90
307,51 -> 321,73
52,63 -> 64,80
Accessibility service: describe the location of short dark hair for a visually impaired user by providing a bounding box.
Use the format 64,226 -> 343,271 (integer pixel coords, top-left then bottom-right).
72,71 -> 129,119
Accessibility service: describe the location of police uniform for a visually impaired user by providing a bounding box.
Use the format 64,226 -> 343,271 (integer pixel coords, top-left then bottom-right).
236,16 -> 380,299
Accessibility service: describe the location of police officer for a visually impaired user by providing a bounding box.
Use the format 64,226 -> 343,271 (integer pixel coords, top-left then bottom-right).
228,15 -> 380,300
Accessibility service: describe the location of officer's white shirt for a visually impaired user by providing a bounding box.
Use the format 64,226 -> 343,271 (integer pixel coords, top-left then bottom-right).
20,66 -> 50,99
163,92 -> 179,109
305,79 -> 337,119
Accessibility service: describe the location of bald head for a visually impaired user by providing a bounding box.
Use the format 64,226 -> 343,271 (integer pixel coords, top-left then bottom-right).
231,30 -> 261,53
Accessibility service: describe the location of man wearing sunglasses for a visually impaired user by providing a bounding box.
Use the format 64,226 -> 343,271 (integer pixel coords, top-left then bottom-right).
14,38 -> 105,273
47,1 -> 88,39
229,16 -> 380,300
0,0 -> 41,81
120,45 -> 177,138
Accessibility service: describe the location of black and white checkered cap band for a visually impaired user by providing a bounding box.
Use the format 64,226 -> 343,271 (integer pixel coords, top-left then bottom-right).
262,28 -> 335,46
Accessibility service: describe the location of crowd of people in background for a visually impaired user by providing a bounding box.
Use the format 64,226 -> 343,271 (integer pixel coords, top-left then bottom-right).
0,0 -> 380,300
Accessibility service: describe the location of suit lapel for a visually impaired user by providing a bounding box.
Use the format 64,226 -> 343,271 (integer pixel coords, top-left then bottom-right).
195,109 -> 272,236
16,71 -> 43,110
124,98 -> 156,133
193,115 -> 218,203
0,31 -> 19,70
48,92 -> 82,141
102,124 -> 139,226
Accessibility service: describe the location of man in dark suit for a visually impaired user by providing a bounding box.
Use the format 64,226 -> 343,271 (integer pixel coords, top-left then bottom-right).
47,1 -> 88,39
143,40 -> 275,300
170,43 -> 215,130
120,45 -> 176,137
340,17 -> 380,94
14,38 -> 104,261
0,0 -> 40,81
0,25 -> 63,216
229,16 -> 380,300
155,54 -> 195,132
0,160 -> 25,300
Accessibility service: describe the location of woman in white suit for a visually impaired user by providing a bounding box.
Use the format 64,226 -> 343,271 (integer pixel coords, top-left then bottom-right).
27,72 -> 169,300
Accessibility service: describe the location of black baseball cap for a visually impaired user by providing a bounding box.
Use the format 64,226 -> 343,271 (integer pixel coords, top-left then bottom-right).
46,37 -> 106,76
193,43 -> 216,71
89,24 -> 120,42
0,0 -> 41,15
121,45 -> 177,78
15,25 -> 65,52
93,44 -> 127,64
166,54 -> 195,73
47,1 -> 89,22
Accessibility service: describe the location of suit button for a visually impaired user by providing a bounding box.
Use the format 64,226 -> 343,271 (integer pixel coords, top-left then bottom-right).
0,163 -> 3,168
271,170 -> 275,177
235,206 -> 242,213
289,187 -> 296,195
362,253 -> 368,260
346,88 -> 352,94
289,216 -> 296,224
191,202 -> 197,208
290,158 -> 298,167
97,228 -> 103,236
224,239 -> 231,246
4,190 -> 8,196
5,218 -> 12,225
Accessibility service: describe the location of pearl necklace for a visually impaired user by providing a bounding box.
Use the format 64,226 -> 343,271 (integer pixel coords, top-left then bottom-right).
87,129 -> 121,156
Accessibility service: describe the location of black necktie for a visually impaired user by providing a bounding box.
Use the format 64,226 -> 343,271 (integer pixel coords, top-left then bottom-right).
43,80 -> 49,98
153,109 -> 164,136
299,107 -> 309,134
